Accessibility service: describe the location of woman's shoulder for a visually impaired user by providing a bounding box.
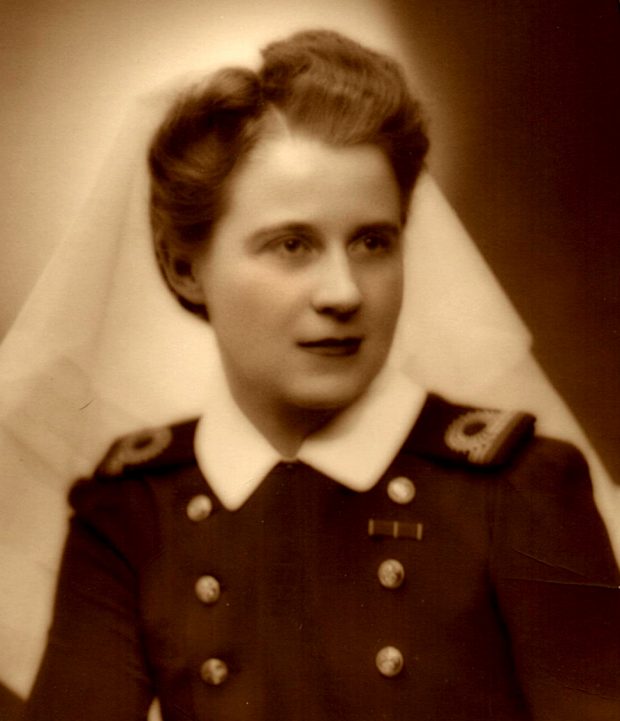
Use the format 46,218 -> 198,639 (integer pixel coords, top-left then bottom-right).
65,419 -> 202,564
69,418 -> 200,512
401,392 -> 598,502
94,418 -> 199,478
404,392 -> 540,469
404,394 -> 619,582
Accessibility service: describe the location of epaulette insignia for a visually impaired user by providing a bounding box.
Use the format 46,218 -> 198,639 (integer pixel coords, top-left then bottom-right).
99,426 -> 174,476
444,409 -> 530,465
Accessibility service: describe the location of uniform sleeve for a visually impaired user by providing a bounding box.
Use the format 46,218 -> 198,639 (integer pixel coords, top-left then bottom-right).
23,477 -> 156,721
491,438 -> 620,720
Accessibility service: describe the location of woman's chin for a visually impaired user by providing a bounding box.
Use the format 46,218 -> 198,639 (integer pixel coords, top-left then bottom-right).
282,376 -> 374,414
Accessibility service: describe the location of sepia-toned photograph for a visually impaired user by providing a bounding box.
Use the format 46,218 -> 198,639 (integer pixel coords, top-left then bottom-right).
1,1 -> 618,719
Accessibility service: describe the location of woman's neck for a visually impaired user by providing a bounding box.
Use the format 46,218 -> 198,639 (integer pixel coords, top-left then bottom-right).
227,385 -> 339,459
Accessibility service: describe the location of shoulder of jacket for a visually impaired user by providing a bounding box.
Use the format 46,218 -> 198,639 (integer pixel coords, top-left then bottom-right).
94,418 -> 199,479
405,393 -> 536,469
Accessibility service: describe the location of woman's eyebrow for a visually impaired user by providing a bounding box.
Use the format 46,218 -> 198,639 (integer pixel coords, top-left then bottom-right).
351,222 -> 402,237
247,221 -> 402,246
248,223 -> 314,243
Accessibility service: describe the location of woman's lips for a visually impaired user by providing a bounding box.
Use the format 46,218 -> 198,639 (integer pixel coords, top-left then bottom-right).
298,337 -> 363,356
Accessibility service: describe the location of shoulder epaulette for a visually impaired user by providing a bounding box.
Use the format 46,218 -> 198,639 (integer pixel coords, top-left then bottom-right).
406,394 -> 535,469
96,419 -> 198,478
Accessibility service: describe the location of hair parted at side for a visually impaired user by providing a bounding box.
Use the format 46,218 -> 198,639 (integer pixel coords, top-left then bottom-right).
149,29 -> 429,317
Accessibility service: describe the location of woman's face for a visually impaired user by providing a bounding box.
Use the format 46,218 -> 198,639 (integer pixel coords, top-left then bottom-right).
192,133 -> 404,417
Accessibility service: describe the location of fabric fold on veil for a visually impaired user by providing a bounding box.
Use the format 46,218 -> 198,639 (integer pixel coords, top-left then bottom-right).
1,73 -> 618,704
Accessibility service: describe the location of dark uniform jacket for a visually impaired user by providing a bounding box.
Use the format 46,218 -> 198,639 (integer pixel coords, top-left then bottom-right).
24,395 -> 620,721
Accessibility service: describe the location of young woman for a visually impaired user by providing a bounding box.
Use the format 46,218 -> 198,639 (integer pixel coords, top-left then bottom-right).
23,29 -> 619,721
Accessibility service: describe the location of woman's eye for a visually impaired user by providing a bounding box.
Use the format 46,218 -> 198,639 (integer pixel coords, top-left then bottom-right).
281,237 -> 305,253
364,235 -> 389,250
352,233 -> 394,255
272,236 -> 313,258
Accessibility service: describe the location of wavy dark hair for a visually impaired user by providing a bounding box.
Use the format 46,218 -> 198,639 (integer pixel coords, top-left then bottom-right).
149,29 -> 429,316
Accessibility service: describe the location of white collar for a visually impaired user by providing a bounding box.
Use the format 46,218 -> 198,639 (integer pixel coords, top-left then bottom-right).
194,357 -> 426,510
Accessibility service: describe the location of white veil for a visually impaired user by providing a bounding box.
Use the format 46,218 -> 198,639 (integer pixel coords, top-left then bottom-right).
1,1 -> 618,707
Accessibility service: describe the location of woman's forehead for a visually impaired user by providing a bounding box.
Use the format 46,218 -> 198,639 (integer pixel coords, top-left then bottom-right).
219,133 -> 402,233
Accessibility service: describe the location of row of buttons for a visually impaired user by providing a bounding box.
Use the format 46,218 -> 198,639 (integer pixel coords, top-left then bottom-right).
187,494 -> 226,687
185,474 -> 416,684
199,644 -> 405,687
193,559 -> 405,609
379,476 -> 415,675
185,476 -> 416,525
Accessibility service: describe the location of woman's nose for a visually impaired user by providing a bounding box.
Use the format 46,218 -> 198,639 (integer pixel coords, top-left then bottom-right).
311,252 -> 362,318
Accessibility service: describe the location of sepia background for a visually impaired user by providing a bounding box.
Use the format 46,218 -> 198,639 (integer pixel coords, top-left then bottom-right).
1,0 -> 618,488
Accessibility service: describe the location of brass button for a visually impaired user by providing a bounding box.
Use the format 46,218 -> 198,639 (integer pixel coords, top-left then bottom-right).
201,658 -> 229,686
195,575 -> 221,605
387,477 -> 416,505
187,494 -> 213,521
377,559 -> 405,589
376,646 -> 404,677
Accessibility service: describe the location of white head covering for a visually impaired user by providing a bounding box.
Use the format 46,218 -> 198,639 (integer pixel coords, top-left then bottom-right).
1,4 -> 617,706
